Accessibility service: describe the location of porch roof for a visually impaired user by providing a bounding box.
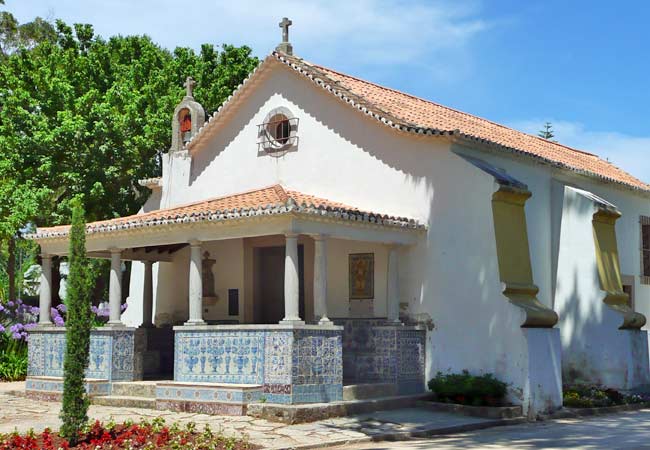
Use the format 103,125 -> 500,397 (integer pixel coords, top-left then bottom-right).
28,185 -> 424,241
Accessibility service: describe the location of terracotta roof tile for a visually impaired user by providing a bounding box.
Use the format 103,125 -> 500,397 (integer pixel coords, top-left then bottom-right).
31,185 -> 421,239
272,52 -> 648,192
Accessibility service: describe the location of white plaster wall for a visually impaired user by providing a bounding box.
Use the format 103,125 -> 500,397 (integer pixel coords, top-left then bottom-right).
554,185 -> 650,389
201,239 -> 245,323
167,64 -> 436,223
326,239 -> 388,319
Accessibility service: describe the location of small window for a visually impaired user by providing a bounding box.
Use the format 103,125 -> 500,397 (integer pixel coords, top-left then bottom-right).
257,107 -> 298,153
641,217 -> 650,284
267,114 -> 290,145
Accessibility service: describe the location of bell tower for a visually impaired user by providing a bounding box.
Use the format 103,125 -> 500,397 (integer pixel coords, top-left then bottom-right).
170,76 -> 206,152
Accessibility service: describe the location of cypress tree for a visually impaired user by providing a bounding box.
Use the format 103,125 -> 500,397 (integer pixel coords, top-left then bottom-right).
59,198 -> 92,444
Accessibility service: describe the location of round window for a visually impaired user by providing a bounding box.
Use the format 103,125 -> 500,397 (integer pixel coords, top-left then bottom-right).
267,114 -> 290,146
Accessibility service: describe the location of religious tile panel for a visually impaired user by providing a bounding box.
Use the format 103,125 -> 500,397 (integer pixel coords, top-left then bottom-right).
349,253 -> 374,299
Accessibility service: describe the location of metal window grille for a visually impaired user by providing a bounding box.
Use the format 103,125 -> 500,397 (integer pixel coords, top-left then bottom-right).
257,117 -> 299,151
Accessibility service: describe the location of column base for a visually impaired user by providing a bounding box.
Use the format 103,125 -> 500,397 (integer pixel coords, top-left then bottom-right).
318,317 -> 333,325
279,319 -> 305,325
105,321 -> 126,329
184,320 -> 206,326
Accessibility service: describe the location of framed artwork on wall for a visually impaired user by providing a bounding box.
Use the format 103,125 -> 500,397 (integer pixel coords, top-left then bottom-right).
349,253 -> 374,300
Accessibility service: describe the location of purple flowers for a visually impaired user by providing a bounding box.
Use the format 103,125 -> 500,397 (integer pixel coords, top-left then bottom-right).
1,298 -> 127,342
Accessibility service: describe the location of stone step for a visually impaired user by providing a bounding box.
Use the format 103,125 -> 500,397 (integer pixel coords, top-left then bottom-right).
110,381 -> 157,398
343,383 -> 397,401
92,395 -> 157,409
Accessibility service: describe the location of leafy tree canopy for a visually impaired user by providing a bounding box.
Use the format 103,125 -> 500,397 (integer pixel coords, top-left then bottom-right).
0,16 -> 259,236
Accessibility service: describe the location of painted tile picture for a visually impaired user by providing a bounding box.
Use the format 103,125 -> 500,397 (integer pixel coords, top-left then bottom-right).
349,253 -> 374,300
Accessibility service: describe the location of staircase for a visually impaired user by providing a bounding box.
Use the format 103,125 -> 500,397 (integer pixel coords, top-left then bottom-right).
92,381 -> 157,409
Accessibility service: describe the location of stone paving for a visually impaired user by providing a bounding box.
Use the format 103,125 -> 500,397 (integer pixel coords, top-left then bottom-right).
0,382 -> 494,449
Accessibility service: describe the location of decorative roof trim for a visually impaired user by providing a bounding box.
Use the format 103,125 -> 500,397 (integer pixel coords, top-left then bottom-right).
138,177 -> 162,189
184,50 -> 647,195
27,198 -> 424,242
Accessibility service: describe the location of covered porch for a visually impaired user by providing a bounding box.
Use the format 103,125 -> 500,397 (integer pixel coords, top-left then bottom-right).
26,186 -> 427,413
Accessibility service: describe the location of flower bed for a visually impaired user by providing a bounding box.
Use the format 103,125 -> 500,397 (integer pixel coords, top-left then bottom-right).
427,370 -> 509,407
0,418 -> 257,450
563,384 -> 649,408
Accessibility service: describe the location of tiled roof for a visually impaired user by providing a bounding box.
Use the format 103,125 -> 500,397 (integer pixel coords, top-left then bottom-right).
29,185 -> 422,240
189,51 -> 648,192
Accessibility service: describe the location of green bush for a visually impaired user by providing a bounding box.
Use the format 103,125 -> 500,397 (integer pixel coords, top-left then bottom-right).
563,384 -> 646,408
0,333 -> 27,381
428,370 -> 508,406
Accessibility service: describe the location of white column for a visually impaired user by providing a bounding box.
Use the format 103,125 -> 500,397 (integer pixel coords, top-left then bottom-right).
387,245 -> 401,323
142,261 -> 154,328
108,248 -> 124,326
313,235 -> 330,324
281,233 -> 303,324
187,240 -> 205,324
38,254 -> 52,325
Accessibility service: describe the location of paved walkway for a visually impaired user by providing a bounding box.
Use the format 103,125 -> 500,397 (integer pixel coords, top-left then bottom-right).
0,382 -> 494,449
336,409 -> 650,449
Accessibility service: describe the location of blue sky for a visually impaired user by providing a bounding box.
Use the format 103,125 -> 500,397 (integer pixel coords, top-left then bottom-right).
7,0 -> 650,181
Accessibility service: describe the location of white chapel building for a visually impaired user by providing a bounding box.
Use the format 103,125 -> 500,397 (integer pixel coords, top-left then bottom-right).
27,21 -> 650,418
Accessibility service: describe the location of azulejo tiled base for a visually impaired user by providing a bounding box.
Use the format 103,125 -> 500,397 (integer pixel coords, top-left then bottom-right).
173,324 -> 344,404
335,319 -> 427,394
155,382 -> 263,415
25,376 -> 111,401
28,326 -> 144,381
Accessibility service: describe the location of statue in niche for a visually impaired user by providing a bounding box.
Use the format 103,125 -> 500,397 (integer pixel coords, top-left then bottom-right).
179,108 -> 192,143
202,251 -> 216,299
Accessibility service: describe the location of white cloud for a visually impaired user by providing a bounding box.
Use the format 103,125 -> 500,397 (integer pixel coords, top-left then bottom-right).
508,119 -> 650,183
7,0 -> 490,79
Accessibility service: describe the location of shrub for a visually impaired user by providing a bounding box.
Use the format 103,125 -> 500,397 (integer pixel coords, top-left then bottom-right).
0,333 -> 27,381
428,370 -> 508,406
562,384 -> 649,408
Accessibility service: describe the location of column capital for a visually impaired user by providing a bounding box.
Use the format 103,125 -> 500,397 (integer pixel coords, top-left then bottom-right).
40,253 -> 52,260
109,247 -> 123,255
311,233 -> 329,241
284,232 -> 299,239
188,239 -> 202,247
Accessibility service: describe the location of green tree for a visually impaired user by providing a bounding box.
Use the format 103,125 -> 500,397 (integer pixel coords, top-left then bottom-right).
538,122 -> 555,140
59,198 -> 92,445
0,16 -> 258,301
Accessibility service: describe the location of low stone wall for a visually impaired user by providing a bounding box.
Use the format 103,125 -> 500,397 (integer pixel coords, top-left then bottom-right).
28,326 -> 144,381
335,319 -> 426,394
173,324 -> 343,404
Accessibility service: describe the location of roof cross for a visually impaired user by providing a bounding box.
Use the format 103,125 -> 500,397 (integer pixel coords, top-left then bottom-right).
183,76 -> 196,98
279,17 -> 292,43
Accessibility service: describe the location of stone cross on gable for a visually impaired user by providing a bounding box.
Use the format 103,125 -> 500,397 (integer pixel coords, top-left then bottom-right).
276,17 -> 294,55
279,17 -> 292,43
184,76 -> 196,98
